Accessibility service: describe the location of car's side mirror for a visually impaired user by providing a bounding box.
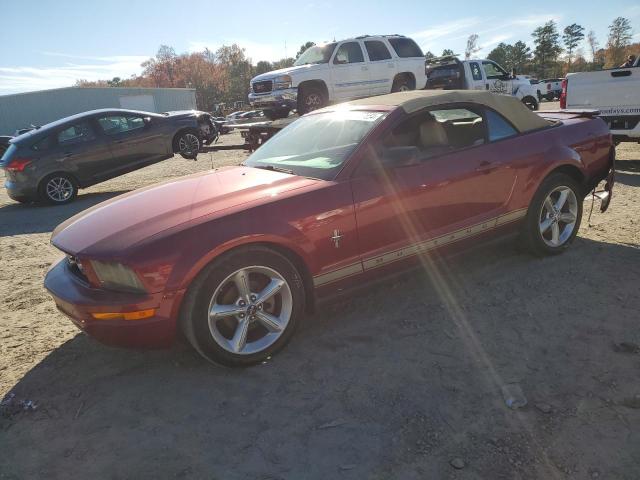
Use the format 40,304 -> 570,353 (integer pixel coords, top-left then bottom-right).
143,116 -> 152,124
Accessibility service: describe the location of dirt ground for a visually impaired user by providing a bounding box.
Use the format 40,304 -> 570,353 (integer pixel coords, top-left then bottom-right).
1,107 -> 639,479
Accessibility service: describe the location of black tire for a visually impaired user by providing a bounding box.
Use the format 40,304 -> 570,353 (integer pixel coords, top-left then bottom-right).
297,85 -> 327,115
38,173 -> 78,205
521,173 -> 583,256
391,74 -> 413,92
522,96 -> 538,111
175,129 -> 201,159
263,108 -> 290,120
180,246 -> 306,367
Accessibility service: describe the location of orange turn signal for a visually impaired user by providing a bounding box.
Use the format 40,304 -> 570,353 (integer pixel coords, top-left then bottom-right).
91,309 -> 156,321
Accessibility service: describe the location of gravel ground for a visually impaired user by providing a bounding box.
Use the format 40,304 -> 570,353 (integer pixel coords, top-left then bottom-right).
1,108 -> 639,479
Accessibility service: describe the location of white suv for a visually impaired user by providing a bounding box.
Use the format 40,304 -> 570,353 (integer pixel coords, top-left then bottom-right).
248,35 -> 428,119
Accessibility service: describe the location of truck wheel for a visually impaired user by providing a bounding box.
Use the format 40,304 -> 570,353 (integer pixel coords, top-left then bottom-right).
391,75 -> 413,92
263,108 -> 290,120
297,86 -> 326,115
520,173 -> 582,256
180,246 -> 306,367
522,96 -> 538,111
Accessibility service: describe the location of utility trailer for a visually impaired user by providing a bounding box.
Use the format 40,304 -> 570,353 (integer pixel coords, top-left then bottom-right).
226,116 -> 299,151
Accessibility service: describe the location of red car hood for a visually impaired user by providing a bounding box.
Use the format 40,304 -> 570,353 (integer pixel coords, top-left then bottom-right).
52,166 -> 319,256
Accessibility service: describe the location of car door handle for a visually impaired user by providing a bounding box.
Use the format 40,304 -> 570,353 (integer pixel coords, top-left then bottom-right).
64,152 -> 73,158
112,140 -> 125,144
388,63 -> 395,68
361,66 -> 368,71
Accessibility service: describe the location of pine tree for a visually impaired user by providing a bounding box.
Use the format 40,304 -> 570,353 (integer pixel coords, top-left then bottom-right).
563,24 -> 585,65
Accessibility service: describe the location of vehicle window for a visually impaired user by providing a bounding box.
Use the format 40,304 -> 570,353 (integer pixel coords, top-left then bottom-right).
293,43 -> 337,66
387,38 -> 423,58
97,115 -> 145,135
470,62 -> 483,81
379,107 -> 485,160
244,110 -> 386,180
333,42 -> 364,64
57,122 -> 96,146
31,135 -> 53,151
482,61 -> 508,80
485,109 -> 518,141
364,41 -> 391,61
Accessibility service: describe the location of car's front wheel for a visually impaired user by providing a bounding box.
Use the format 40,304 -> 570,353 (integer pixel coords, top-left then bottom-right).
297,85 -> 327,115
181,246 -> 305,366
521,173 -> 583,256
38,173 -> 78,205
176,130 -> 201,159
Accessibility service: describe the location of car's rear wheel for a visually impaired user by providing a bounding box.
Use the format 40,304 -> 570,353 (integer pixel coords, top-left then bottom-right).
38,173 -> 78,205
176,130 -> 201,159
522,96 -> 539,111
297,85 -> 326,115
521,173 -> 583,256
181,246 -> 305,366
391,74 -> 413,92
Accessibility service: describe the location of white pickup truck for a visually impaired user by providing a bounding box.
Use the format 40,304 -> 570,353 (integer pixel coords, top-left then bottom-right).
248,35 -> 427,119
425,56 -> 540,110
562,56 -> 640,142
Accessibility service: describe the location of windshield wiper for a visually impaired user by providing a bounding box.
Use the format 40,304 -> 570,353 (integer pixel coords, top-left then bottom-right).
253,165 -> 294,175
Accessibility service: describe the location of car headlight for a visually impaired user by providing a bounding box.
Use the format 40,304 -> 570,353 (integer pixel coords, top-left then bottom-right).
90,260 -> 146,293
273,75 -> 292,90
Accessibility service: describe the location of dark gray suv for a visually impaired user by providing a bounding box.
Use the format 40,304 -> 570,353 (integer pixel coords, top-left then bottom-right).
1,108 -> 217,205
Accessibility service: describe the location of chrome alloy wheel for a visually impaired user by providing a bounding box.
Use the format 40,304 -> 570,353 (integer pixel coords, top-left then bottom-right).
539,186 -> 578,247
178,133 -> 200,156
46,176 -> 74,202
207,266 -> 293,355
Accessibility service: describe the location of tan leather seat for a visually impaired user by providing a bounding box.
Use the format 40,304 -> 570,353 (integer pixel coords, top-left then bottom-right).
420,120 -> 449,148
419,120 -> 452,157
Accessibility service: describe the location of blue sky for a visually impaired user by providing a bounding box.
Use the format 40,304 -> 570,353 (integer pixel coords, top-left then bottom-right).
1,0 -> 638,94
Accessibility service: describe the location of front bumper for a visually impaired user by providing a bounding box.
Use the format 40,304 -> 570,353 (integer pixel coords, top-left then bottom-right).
248,88 -> 298,110
44,258 -> 186,348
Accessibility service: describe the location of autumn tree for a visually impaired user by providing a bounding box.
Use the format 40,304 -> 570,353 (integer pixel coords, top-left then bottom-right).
606,17 -> 633,67
465,34 -> 480,60
563,23 -> 585,65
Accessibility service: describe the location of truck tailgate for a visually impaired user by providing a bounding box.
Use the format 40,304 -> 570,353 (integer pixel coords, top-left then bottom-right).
567,68 -> 640,115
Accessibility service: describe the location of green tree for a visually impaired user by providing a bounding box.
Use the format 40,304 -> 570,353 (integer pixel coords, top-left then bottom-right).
107,77 -> 122,87
272,57 -> 295,69
510,41 -> 532,71
487,43 -> 509,67
532,21 -> 563,78
255,61 -> 273,75
296,42 -> 315,59
606,17 -> 633,67
563,23 -> 585,65
424,51 -> 435,60
441,48 -> 455,57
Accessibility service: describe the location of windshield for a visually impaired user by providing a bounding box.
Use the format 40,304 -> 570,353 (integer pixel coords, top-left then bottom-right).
244,110 -> 386,180
293,43 -> 337,66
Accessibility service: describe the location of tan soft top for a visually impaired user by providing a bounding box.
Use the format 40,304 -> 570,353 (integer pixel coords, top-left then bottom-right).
342,90 -> 550,133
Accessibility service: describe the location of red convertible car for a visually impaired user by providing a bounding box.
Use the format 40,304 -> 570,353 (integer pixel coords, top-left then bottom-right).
44,91 -> 615,366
